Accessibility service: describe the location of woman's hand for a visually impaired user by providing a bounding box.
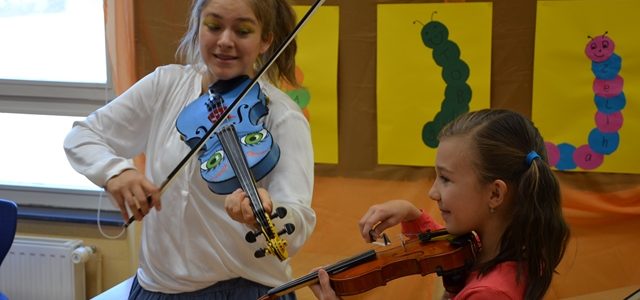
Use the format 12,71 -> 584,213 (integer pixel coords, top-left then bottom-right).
309,269 -> 341,300
225,187 -> 273,226
358,199 -> 422,242
105,168 -> 161,222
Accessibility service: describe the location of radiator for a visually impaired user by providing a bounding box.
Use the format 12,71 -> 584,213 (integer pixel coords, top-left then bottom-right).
0,236 -> 89,300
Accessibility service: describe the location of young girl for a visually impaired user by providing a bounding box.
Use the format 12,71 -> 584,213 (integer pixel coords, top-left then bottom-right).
64,0 -> 315,299
310,109 -> 570,299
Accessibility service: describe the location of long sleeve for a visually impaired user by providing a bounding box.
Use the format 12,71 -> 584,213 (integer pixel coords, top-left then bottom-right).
63,70 -> 158,187
401,210 -> 445,236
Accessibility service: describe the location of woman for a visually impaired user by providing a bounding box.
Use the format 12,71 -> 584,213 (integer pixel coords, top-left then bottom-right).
64,0 -> 315,298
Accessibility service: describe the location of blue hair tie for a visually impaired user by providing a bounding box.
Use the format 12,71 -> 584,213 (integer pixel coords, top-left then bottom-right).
526,151 -> 541,166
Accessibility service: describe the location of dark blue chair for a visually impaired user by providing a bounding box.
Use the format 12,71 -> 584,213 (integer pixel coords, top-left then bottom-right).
0,198 -> 18,300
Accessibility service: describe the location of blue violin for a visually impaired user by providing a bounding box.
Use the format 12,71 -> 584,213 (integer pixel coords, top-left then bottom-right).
175,75 -> 293,260
175,75 -> 280,195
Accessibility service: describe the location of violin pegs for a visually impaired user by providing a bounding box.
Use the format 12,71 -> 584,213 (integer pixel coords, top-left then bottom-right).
270,207 -> 287,219
278,223 -> 295,236
254,248 -> 267,258
245,230 -> 262,243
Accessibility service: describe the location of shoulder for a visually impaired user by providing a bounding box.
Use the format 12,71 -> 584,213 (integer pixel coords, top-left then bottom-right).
259,80 -> 306,123
258,80 -> 299,110
149,64 -> 200,82
133,64 -> 201,98
454,262 -> 526,300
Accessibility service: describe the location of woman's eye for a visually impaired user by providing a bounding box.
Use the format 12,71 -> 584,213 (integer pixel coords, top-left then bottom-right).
237,27 -> 254,36
202,16 -> 221,31
205,23 -> 221,31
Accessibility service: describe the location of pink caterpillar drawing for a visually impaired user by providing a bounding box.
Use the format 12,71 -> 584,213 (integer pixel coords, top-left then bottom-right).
545,32 -> 625,171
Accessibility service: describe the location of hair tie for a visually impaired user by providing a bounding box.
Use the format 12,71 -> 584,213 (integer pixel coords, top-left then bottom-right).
526,151 -> 541,166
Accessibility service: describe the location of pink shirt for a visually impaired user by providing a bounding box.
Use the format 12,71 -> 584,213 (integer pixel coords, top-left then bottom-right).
401,211 -> 526,300
453,261 -> 526,300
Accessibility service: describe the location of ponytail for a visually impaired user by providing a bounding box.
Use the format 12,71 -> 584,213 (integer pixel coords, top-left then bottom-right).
252,0 -> 298,86
515,152 -> 569,299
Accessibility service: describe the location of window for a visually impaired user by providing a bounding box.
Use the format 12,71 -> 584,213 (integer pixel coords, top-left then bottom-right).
0,0 -> 117,211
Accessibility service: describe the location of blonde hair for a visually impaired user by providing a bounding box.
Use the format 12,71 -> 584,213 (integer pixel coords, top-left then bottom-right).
176,0 -> 298,86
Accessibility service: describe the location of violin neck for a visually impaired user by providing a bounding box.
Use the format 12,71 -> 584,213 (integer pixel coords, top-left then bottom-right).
216,126 -> 262,208
264,249 -> 377,298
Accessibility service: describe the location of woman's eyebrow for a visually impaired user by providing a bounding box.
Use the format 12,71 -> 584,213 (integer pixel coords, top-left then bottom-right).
204,12 -> 258,24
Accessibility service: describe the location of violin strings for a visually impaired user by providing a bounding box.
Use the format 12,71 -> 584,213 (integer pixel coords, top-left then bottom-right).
219,127 -> 264,219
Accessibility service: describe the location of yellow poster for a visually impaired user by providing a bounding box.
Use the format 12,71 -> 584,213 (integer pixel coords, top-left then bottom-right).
377,3 -> 492,166
284,6 -> 339,164
533,0 -> 640,174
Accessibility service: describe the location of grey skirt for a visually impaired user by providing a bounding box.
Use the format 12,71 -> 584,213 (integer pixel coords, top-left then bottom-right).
128,276 -> 296,300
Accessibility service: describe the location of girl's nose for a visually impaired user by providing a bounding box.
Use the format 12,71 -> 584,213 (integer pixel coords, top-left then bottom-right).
427,184 -> 439,202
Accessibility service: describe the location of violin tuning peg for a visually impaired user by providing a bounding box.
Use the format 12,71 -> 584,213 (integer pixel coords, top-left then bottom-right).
278,223 -> 295,236
271,207 -> 287,219
285,223 -> 295,234
254,248 -> 267,258
245,230 -> 261,243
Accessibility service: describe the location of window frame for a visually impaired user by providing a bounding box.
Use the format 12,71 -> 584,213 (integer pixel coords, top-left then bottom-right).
0,78 -> 118,211
0,3 -> 118,212
0,77 -> 118,211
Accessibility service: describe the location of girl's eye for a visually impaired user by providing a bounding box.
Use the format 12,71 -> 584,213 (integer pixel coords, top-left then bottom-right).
438,175 -> 450,183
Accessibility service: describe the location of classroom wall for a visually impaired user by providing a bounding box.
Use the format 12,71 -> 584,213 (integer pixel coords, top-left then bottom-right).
15,0 -> 639,299
129,0 -> 640,297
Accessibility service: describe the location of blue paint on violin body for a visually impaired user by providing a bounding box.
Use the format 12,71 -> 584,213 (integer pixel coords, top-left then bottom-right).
175,76 -> 280,194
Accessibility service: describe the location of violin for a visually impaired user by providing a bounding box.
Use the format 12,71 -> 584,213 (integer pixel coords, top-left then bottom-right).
175,76 -> 279,195
175,75 -> 293,260
258,230 -> 480,299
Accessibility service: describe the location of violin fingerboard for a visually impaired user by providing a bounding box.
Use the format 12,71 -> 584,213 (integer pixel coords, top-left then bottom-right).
217,126 -> 262,208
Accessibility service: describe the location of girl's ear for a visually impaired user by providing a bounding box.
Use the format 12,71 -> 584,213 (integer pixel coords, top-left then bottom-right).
488,179 -> 508,210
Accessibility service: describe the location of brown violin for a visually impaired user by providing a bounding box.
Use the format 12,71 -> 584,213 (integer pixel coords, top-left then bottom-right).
258,229 -> 480,300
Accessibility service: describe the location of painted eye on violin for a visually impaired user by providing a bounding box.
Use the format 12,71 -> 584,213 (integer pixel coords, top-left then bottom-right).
241,129 -> 267,146
202,150 -> 225,171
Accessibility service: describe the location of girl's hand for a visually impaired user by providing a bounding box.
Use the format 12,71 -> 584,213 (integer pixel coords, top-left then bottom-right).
358,199 -> 422,242
105,168 -> 161,222
225,187 -> 273,226
309,268 -> 341,300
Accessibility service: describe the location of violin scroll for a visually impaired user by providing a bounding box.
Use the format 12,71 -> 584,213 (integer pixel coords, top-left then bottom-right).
245,207 -> 296,259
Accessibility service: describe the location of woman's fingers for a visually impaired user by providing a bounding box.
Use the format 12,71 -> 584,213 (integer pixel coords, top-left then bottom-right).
105,169 -> 160,222
225,188 -> 276,226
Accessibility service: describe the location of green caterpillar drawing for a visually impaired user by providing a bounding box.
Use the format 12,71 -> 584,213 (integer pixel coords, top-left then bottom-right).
418,12 -> 472,148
